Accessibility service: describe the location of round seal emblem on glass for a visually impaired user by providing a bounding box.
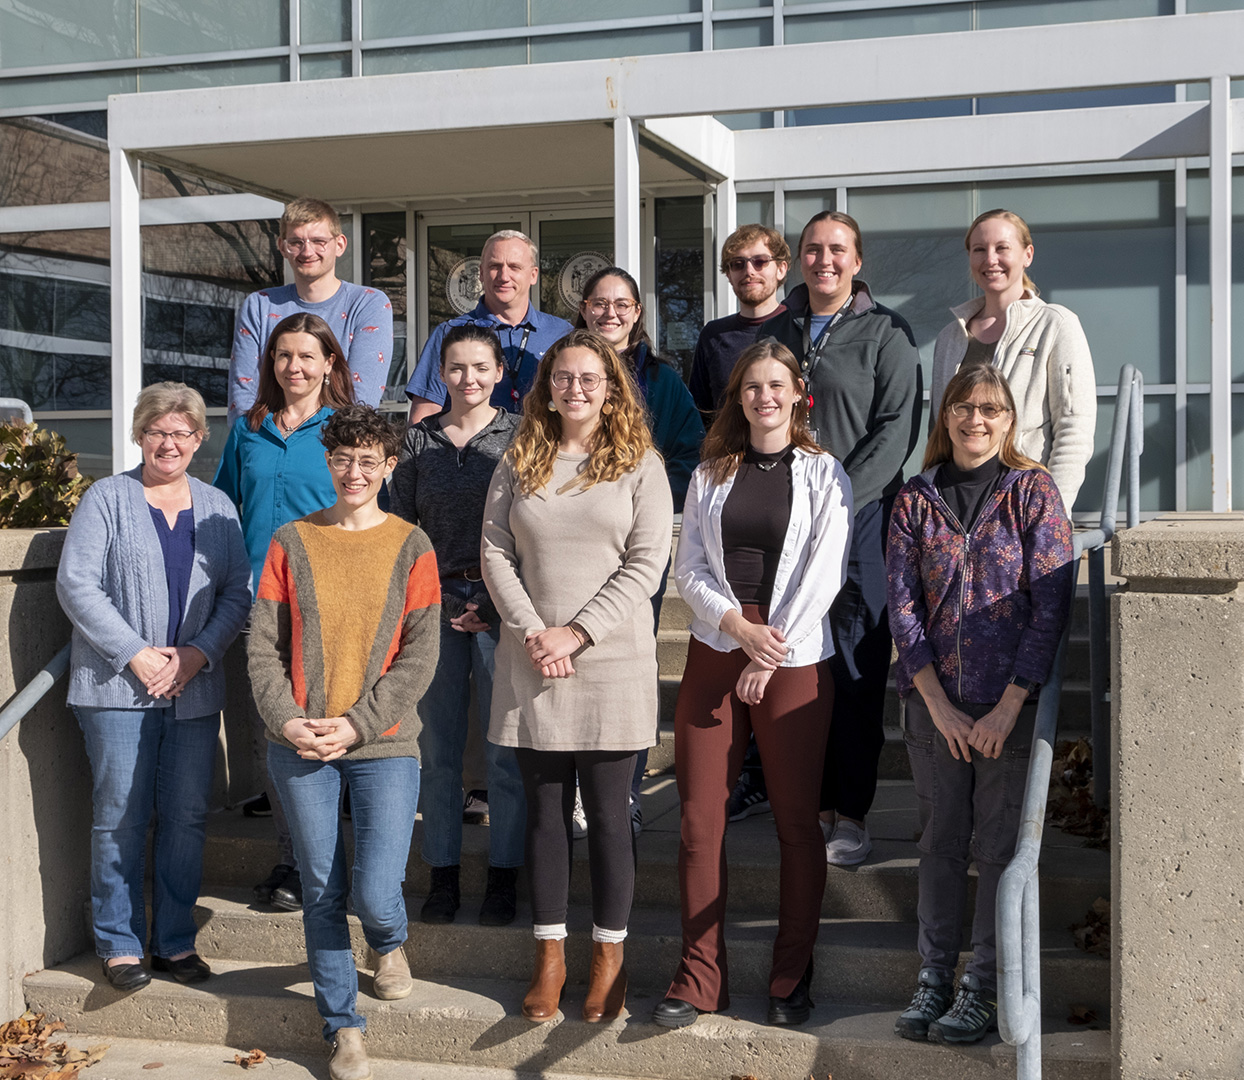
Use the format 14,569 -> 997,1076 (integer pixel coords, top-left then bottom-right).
557,251 -> 612,312
446,256 -> 483,315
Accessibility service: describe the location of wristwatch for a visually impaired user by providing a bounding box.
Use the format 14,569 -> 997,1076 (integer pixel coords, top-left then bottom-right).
1009,674 -> 1040,696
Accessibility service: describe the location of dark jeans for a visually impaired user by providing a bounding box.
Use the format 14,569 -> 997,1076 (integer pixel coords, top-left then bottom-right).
821,495 -> 893,820
515,747 -> 637,931
904,694 -> 1035,990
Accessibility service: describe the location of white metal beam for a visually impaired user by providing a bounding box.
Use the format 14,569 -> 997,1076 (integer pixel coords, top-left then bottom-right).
109,148 -> 143,476
105,12 -> 1244,153
714,176 -> 737,320
1209,75 -> 1233,512
613,117 -> 641,276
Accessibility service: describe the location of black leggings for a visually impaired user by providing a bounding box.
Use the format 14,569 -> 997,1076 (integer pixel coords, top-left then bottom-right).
514,748 -> 637,931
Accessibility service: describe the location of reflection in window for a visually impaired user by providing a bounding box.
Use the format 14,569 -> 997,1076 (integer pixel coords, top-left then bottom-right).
362,212 -> 408,403
537,217 -> 613,325
137,0 -> 288,56
655,196 -> 704,378
0,116 -> 109,207
1185,170 -> 1244,384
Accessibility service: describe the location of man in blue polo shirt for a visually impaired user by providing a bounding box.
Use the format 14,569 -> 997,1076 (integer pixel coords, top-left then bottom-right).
228,197 -> 393,426
406,230 -> 572,423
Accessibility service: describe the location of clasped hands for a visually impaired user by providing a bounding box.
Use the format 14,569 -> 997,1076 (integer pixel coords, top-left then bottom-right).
282,716 -> 361,761
922,688 -> 1025,762
721,611 -> 788,705
525,624 -> 586,680
128,645 -> 207,700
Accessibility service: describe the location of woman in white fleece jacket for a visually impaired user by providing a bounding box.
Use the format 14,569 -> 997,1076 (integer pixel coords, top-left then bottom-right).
930,209 -> 1096,514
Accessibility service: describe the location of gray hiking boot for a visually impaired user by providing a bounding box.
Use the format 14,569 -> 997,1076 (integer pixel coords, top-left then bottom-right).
894,968 -> 954,1041
927,972 -> 998,1044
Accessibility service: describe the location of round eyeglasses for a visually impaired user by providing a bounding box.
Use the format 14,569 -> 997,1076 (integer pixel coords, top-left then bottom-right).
948,401 -> 1009,420
550,372 -> 605,391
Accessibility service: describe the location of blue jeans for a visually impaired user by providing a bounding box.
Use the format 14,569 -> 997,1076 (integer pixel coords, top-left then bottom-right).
419,584 -> 524,869
267,744 -> 419,1041
75,705 -> 219,960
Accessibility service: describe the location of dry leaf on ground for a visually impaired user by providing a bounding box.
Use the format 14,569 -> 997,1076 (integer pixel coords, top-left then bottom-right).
1070,896 -> 1111,958
1047,738 -> 1110,848
0,1011 -> 107,1080
233,1050 -> 267,1069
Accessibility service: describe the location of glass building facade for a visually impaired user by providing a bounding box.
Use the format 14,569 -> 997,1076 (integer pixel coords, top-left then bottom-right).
2,0 -> 1242,512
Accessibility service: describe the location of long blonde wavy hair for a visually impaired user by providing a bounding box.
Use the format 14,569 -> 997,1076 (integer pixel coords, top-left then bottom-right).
509,328 -> 656,495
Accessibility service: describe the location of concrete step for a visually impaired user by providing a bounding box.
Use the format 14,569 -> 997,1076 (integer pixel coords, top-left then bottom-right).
182,887 -> 1107,1019
202,780 -> 1110,929
26,955 -> 1111,1080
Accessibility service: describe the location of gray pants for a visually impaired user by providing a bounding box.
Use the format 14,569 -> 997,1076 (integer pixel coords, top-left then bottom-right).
904,694 -> 1035,990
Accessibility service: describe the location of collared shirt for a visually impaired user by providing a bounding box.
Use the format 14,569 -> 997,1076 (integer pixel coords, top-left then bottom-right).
212,407 -> 338,592
404,299 -> 573,412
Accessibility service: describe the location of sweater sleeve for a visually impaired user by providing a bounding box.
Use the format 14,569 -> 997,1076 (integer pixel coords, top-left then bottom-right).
572,453 -> 674,647
228,293 -> 265,427
688,332 -> 715,417
929,319 -> 968,430
182,498 -> 252,671
247,534 -> 308,737
841,318 -> 923,509
55,484 -> 148,673
885,486 -> 938,687
211,418 -> 245,510
768,459 -> 854,651
387,426 -> 421,525
405,323 -> 451,405
673,466 -> 739,633
345,545 -> 441,745
1042,309 -> 1097,513
1014,472 -> 1075,684
480,457 -> 547,643
345,289 -> 394,408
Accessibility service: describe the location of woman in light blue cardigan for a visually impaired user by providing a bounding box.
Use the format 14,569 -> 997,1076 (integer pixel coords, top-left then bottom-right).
57,383 -> 251,993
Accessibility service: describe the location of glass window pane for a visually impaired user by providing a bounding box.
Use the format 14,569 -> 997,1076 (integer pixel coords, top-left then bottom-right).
983,175 -> 1176,387
655,196 -> 704,377
784,5 -> 970,43
362,211 -> 408,403
713,19 -> 772,49
300,52 -> 351,80
715,113 -> 773,130
532,0 -> 698,22
1187,393 -> 1211,510
532,25 -> 700,63
302,0 -> 351,44
1,116 -> 109,207
139,57 -> 287,93
1186,169 -> 1244,383
0,71 -> 137,110
0,1 -> 136,66
1234,391 -> 1244,511
978,86 -> 1176,114
735,193 -> 774,230
536,216 -> 613,325
365,40 -> 526,74
714,0 -> 763,8
138,0 -> 288,56
978,0 -> 1173,29
364,0 -> 525,37
141,159 -> 245,199
1080,394 -> 1174,517
846,184 -> 972,372
782,190 -> 836,279
789,98 -> 973,127
40,416 -> 112,481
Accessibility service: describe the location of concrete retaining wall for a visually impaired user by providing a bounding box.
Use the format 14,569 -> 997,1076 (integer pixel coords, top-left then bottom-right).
1112,514 -> 1244,1080
0,529 -> 89,1022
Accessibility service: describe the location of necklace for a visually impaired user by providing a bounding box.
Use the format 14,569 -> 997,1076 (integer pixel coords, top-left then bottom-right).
277,409 -> 308,435
756,460 -> 779,472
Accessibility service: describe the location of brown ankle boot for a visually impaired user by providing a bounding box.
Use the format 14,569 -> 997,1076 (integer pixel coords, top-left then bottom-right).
521,937 -> 566,1022
582,940 -> 627,1022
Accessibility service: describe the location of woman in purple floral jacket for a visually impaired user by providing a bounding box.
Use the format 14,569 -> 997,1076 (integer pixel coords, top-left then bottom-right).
885,364 -> 1073,1047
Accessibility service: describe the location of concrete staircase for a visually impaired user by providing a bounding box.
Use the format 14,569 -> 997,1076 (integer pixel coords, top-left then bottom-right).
23,576 -> 1112,1079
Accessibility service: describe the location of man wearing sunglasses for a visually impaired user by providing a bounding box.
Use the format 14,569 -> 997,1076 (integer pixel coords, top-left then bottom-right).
228,197 -> 394,425
688,224 -> 791,419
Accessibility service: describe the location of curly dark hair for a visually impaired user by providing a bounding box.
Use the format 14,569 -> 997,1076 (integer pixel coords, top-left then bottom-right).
320,404 -> 401,459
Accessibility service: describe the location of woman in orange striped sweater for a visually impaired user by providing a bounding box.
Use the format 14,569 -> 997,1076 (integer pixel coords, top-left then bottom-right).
249,405 -> 441,1080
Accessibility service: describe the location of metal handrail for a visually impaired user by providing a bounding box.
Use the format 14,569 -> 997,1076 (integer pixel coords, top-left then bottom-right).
0,642 -> 71,745
996,364 -> 1143,1078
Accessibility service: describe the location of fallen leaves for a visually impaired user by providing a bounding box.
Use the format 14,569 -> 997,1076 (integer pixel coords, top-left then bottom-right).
1071,896 -> 1111,958
1047,739 -> 1110,849
1067,1003 -> 1101,1026
233,1050 -> 267,1070
0,1012 -> 107,1080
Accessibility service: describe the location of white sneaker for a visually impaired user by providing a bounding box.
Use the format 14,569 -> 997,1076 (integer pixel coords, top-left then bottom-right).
572,787 -> 588,839
825,819 -> 872,866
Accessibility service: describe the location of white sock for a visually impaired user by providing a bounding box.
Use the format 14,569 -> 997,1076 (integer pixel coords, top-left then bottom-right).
533,922 -> 567,941
592,924 -> 627,944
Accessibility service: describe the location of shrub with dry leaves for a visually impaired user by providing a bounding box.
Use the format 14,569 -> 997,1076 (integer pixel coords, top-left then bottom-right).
1047,738 -> 1110,848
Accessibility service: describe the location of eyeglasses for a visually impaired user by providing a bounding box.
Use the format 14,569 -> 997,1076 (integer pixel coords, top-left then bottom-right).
948,401 -> 1010,420
726,255 -> 777,273
551,372 -> 605,391
327,454 -> 386,476
281,236 -> 336,253
585,298 -> 636,316
142,429 -> 199,444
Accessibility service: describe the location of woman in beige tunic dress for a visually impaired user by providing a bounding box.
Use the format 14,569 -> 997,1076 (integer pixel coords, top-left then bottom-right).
482,328 -> 674,1025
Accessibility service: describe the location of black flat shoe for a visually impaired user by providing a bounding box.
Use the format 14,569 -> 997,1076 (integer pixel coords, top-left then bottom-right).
271,869 -> 303,912
102,959 -> 150,992
767,956 -> 814,1026
151,953 -> 211,984
652,996 -> 701,1028
253,863 -> 294,905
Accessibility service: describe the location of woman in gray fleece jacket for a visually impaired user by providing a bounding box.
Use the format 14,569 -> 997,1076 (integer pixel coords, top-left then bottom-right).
57,383 -> 251,993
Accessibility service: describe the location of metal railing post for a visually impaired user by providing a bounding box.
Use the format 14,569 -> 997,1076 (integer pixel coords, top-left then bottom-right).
0,642 -> 71,745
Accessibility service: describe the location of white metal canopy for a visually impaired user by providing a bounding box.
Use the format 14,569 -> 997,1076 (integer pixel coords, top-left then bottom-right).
108,10 -> 1243,502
